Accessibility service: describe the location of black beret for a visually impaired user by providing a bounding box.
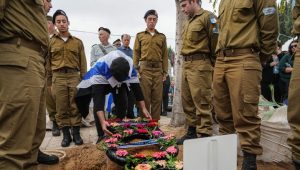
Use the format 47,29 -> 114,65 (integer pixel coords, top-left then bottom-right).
144,9 -> 158,19
52,9 -> 68,24
110,57 -> 130,82
98,27 -> 111,34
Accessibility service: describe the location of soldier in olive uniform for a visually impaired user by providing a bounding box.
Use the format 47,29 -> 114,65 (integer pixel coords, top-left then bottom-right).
0,0 -> 48,169
213,0 -> 278,169
288,1 -> 300,169
177,0 -> 218,145
49,10 -> 87,147
133,9 -> 168,120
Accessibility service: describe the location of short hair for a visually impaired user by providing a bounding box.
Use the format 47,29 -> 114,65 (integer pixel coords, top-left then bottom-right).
52,9 -> 68,24
98,27 -> 111,34
144,9 -> 158,19
179,0 -> 201,4
47,15 -> 53,22
121,34 -> 131,40
113,39 -> 121,44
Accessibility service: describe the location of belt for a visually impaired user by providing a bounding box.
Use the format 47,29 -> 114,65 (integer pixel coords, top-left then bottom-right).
182,53 -> 208,61
218,48 -> 257,57
0,37 -> 47,56
53,67 -> 79,73
140,61 -> 162,68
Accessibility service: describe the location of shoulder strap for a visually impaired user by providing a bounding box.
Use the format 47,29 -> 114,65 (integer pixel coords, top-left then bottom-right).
98,44 -> 108,55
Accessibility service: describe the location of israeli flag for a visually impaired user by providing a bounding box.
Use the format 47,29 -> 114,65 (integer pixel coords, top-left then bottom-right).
77,50 -> 139,89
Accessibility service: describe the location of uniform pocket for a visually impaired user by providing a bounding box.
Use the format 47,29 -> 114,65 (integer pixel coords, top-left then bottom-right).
232,0 -> 254,23
201,89 -> 212,105
189,23 -> 206,43
242,63 -> 261,117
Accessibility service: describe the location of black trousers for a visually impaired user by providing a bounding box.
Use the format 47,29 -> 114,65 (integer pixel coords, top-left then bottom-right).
126,89 -> 135,118
162,75 -> 170,113
92,84 -> 128,137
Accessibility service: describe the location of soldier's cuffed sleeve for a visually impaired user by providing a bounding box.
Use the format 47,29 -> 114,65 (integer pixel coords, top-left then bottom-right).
133,34 -> 141,69
207,13 -> 218,61
255,0 -> 278,62
162,36 -> 168,75
79,41 -> 87,79
292,1 -> 300,35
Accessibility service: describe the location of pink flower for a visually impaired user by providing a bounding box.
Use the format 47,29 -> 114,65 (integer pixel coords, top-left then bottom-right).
108,144 -> 118,149
105,138 -> 118,143
123,123 -> 131,128
112,134 -> 122,138
166,146 -> 177,155
137,129 -> 148,134
124,129 -> 134,135
134,163 -> 151,170
152,151 -> 167,159
133,153 -> 145,158
164,134 -> 175,140
110,122 -> 120,127
116,149 -> 128,157
136,124 -> 144,129
152,131 -> 163,138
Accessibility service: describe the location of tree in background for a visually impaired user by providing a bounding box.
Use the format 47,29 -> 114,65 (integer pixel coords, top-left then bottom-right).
278,0 -> 294,44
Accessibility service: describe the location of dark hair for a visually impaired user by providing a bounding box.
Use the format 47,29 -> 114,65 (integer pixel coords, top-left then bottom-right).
144,9 -> 158,19
288,40 -> 298,55
98,27 -> 111,34
121,34 -> 131,40
52,9 -> 68,24
110,57 -> 130,82
113,39 -> 121,44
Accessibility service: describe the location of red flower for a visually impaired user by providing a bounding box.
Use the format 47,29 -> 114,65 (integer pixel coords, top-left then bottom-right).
137,129 -> 148,134
149,119 -> 158,123
123,123 -> 131,128
152,151 -> 167,159
136,124 -> 144,129
134,153 -> 146,158
147,122 -> 158,127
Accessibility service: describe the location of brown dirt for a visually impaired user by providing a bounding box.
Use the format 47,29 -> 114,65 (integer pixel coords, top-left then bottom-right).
38,124 -> 294,170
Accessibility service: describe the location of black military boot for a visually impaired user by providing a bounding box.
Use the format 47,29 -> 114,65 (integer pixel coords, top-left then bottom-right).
176,126 -> 197,145
72,126 -> 83,145
52,121 -> 60,136
294,160 -> 300,170
242,151 -> 257,170
37,149 -> 59,165
61,126 -> 72,147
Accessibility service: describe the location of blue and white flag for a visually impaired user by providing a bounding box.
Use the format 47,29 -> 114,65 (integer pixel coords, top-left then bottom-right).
77,50 -> 139,89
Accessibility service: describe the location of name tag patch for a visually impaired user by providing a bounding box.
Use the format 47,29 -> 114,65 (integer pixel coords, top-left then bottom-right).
263,7 -> 276,16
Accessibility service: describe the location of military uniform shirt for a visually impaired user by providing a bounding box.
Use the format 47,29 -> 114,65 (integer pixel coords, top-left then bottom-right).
133,29 -> 168,74
0,0 -> 48,47
49,33 -> 87,78
181,9 -> 218,56
293,0 -> 300,35
216,0 -> 278,59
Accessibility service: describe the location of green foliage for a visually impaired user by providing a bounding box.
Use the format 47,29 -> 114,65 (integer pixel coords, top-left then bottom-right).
278,0 -> 294,44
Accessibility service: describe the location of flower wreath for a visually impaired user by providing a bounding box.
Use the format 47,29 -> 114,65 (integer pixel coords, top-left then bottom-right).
99,119 -> 183,170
